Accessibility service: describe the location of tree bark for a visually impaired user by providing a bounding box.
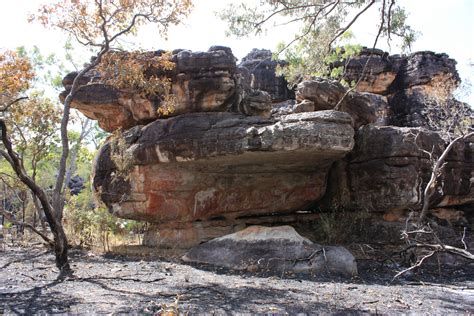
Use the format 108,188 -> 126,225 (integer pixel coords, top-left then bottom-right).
63,118 -> 92,193
0,120 -> 70,272
52,57 -> 103,222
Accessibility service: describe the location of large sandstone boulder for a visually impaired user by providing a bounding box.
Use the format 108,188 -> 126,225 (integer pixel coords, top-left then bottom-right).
293,78 -> 377,128
182,225 -> 358,278
339,48 -> 402,95
94,110 -> 354,221
325,126 -> 474,212
62,47 -> 272,132
93,111 -> 354,245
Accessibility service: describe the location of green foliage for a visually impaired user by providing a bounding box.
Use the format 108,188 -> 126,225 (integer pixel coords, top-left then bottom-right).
384,6 -> 419,52
220,0 -> 418,85
65,185 -> 145,249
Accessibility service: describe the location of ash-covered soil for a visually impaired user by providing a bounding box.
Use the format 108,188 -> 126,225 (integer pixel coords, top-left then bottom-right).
0,245 -> 473,314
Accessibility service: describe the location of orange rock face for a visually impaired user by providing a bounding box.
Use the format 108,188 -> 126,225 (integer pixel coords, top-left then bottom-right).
115,164 -> 327,223
93,111 -> 355,227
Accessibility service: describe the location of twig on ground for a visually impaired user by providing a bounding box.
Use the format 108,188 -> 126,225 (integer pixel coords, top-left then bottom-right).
391,251 -> 436,284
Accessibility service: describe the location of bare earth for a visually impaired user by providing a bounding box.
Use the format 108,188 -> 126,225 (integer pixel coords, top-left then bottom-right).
1,245 -> 473,314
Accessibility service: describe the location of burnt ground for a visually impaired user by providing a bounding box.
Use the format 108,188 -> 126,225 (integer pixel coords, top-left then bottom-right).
0,244 -> 473,315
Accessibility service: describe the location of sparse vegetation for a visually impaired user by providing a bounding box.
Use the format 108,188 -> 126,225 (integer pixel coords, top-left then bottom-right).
0,1 -> 472,314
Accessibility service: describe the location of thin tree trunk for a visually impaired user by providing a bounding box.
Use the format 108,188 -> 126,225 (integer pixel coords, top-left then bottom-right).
63,118 -> 92,193
31,170 -> 47,232
0,120 -> 70,272
53,58 -> 102,222
32,194 -> 47,232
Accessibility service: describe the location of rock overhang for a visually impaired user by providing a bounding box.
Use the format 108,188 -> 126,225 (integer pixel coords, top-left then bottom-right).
61,46 -> 273,132
93,110 -> 355,223
60,45 -> 474,248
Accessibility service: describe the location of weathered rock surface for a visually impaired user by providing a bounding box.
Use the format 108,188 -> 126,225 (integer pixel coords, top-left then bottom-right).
325,126 -> 474,212
360,93 -> 390,126
66,46 -> 473,250
337,48 -> 401,95
239,49 -> 294,102
68,175 -> 85,196
294,78 -> 377,128
62,47 -> 272,132
182,225 -> 358,277
93,111 -> 354,228
337,48 -> 463,128
394,51 -> 460,89
143,212 -> 321,249
296,79 -> 346,110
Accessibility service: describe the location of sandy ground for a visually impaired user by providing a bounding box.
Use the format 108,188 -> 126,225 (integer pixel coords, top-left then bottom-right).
0,244 -> 473,314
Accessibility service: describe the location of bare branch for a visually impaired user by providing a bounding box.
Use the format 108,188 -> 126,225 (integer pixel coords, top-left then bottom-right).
0,96 -> 28,112
328,0 -> 376,48
386,0 -> 395,47
391,251 -> 436,283
0,209 -> 54,247
0,149 -> 14,166
419,132 -> 474,224
254,2 -> 326,30
462,227 -> 468,251
109,13 -> 150,43
275,1 -> 338,59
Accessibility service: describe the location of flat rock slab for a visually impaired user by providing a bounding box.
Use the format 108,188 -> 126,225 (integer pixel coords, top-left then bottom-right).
182,225 -> 358,278
93,111 -> 354,225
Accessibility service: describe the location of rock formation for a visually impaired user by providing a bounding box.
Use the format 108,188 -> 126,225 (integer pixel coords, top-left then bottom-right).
63,46 -> 474,252
93,110 -> 354,247
336,48 -> 462,128
325,126 -> 474,212
67,175 -> 85,196
182,225 -> 358,277
62,47 -> 272,132
239,49 -> 294,102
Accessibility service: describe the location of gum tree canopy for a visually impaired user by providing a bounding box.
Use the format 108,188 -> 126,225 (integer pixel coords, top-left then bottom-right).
219,0 -> 417,81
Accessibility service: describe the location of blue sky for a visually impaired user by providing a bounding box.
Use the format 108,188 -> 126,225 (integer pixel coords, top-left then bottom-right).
1,0 -> 473,103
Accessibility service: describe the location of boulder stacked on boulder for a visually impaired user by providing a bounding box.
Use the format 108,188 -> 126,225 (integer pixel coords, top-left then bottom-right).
62,47 -> 272,132
336,48 -> 463,128
239,48 -> 294,102
62,46 -> 473,253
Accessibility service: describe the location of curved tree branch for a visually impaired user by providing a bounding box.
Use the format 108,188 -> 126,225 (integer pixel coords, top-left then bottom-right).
0,96 -> 28,112
418,132 -> 474,224
0,119 -> 69,271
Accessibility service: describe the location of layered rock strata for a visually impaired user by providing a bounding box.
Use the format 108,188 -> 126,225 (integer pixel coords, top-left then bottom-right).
62,46 -> 474,250
62,47 -> 272,132
93,111 -> 354,223
325,126 -> 474,212
337,48 -> 463,128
